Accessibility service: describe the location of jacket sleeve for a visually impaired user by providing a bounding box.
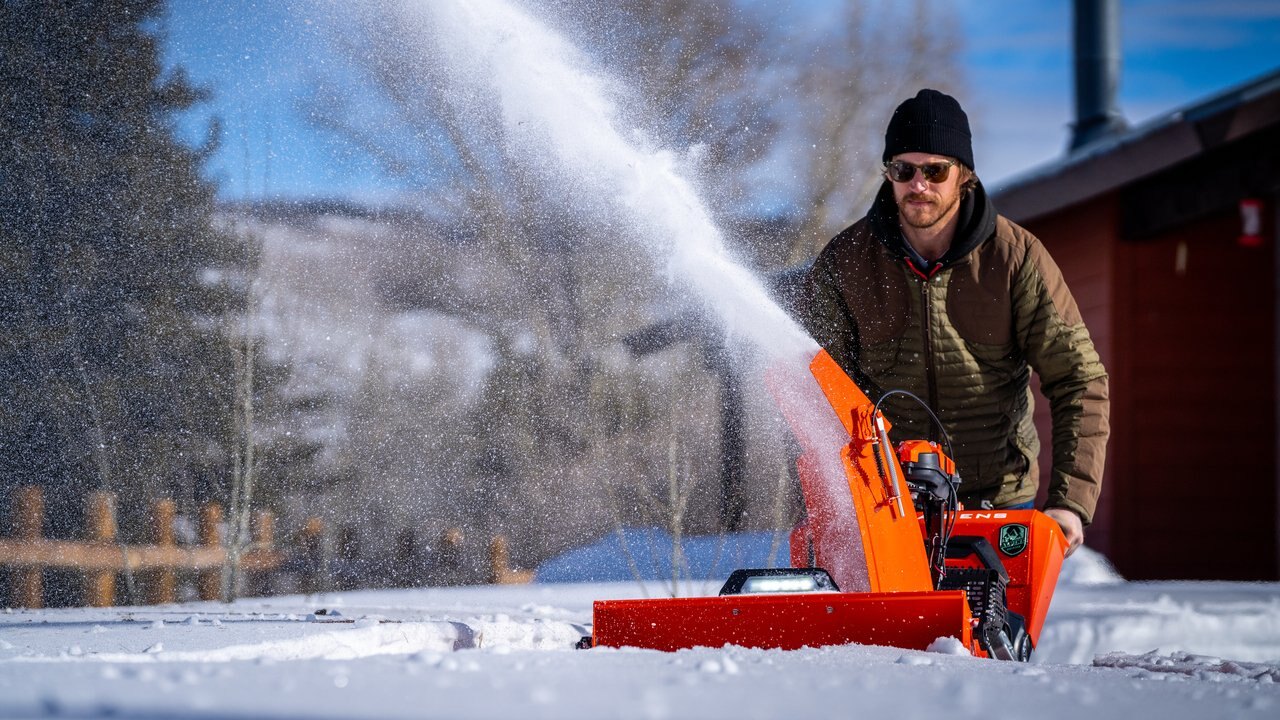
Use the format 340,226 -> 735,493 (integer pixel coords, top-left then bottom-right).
797,256 -> 860,381
1012,237 -> 1110,525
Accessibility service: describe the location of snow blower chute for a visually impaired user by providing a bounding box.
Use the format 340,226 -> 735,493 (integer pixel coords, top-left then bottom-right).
588,350 -> 1068,660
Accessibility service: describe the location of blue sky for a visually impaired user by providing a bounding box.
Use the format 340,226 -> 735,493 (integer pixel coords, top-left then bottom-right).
956,0 -> 1280,185
161,0 -> 1280,202
158,1 -> 392,200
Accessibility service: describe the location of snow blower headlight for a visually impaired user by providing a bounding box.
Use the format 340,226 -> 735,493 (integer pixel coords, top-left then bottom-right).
743,576 -> 821,593
718,568 -> 839,596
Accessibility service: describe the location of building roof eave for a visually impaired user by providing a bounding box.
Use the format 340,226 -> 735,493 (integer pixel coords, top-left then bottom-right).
992,67 -> 1280,224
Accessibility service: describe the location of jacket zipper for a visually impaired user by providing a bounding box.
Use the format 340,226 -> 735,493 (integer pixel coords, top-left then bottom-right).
920,275 -> 940,441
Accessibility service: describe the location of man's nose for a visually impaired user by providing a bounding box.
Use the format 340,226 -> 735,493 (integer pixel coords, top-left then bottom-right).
908,175 -> 930,192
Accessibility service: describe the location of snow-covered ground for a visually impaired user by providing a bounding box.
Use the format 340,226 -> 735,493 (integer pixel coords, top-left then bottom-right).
2,550 -> 1278,719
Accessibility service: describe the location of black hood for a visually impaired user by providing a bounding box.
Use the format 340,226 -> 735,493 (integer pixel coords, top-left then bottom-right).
867,179 -> 997,268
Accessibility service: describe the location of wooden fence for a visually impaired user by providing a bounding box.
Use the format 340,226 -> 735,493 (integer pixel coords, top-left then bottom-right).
1,486 -> 533,609
0,486 -> 284,608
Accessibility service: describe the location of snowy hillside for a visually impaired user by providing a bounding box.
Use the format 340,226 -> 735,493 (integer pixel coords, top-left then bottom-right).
2,550 -> 1278,719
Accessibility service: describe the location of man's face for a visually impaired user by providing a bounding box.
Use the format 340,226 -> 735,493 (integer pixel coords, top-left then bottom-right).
887,152 -> 966,231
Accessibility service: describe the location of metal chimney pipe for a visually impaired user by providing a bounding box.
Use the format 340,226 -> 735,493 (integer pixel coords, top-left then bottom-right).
1070,0 -> 1127,151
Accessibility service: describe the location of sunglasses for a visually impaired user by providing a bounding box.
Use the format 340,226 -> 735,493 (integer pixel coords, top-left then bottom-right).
883,159 -> 958,184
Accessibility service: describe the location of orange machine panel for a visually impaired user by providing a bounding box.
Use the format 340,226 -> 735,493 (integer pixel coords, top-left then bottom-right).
808,351 -> 933,593
932,509 -> 1067,644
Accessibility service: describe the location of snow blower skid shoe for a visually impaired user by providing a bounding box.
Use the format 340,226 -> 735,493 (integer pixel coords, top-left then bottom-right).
589,350 -> 1068,659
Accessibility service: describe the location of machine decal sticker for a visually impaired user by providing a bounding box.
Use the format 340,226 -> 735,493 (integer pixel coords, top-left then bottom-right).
998,523 -> 1029,557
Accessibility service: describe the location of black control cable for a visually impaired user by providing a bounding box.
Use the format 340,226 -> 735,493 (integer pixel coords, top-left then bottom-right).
872,389 -> 961,578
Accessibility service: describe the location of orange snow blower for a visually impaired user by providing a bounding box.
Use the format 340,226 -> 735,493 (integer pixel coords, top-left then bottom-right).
589,350 -> 1068,660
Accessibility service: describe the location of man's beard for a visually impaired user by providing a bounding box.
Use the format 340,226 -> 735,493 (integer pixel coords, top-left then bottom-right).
900,191 -> 961,229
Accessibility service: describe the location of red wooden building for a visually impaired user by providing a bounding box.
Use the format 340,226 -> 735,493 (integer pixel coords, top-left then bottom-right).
994,69 -> 1280,580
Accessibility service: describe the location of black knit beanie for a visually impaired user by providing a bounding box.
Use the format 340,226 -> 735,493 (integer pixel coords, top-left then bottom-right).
882,89 -> 974,171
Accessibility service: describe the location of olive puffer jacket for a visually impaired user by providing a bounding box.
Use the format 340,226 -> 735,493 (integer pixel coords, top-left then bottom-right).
799,182 -> 1110,523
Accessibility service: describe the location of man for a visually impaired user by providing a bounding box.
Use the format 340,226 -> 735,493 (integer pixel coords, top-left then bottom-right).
799,89 -> 1109,556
